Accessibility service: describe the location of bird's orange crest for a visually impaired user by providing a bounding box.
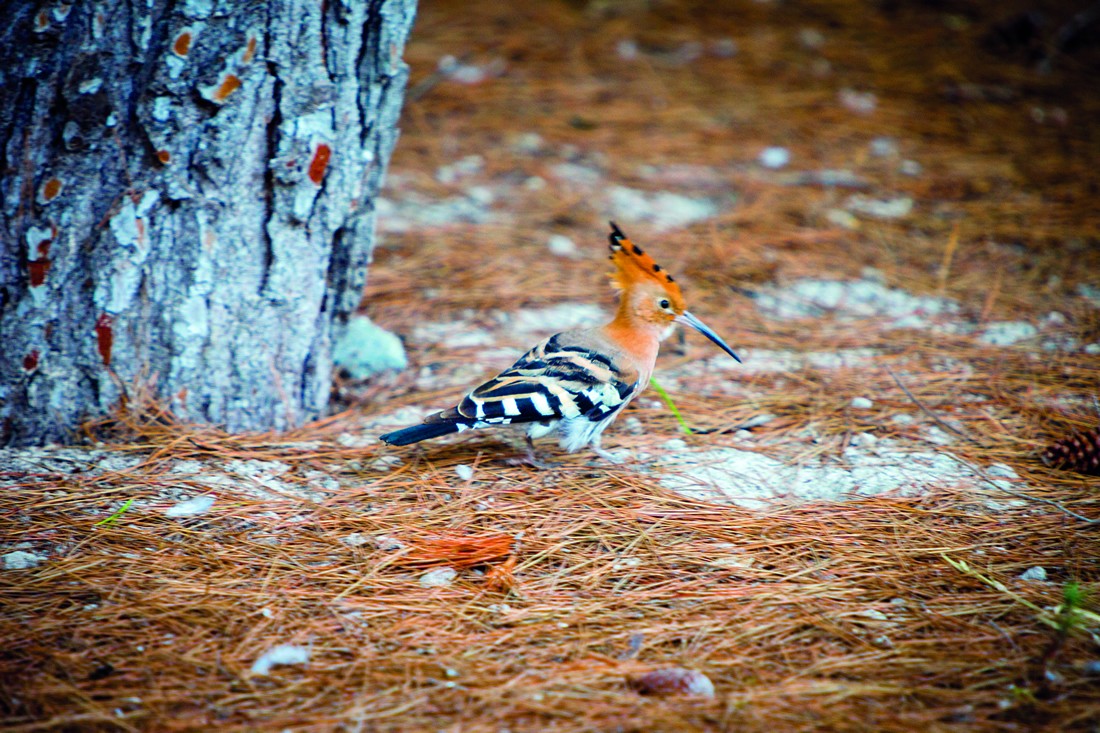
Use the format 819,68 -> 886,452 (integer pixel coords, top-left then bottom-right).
607,221 -> 684,302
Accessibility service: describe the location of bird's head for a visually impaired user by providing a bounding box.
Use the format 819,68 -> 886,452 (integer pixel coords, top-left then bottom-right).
607,222 -> 741,363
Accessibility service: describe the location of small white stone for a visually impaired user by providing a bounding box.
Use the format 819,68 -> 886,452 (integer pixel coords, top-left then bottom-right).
850,432 -> 877,447
710,38 -> 738,57
371,455 -> 403,472
850,397 -> 873,409
734,430 -> 752,440
340,533 -> 369,547
333,315 -> 407,377
825,208 -> 860,230
741,413 -> 777,429
798,27 -> 826,50
758,146 -> 790,169
510,132 -> 542,154
845,195 -> 913,220
419,567 -> 457,588
838,88 -> 877,114
547,234 -> 578,258
899,159 -> 922,176
662,438 -> 688,451
856,608 -> 889,621
372,534 -> 405,551
1019,566 -> 1047,582
616,38 -> 639,60
250,644 -> 309,676
1084,343 -> 1100,355
869,136 -> 899,157
165,495 -> 215,517
455,464 -> 474,481
3,550 -> 44,570
466,185 -> 494,206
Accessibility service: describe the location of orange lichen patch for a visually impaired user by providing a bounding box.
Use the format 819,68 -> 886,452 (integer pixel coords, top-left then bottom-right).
172,31 -> 192,57
27,259 -> 51,287
156,149 -> 171,164
396,533 -> 514,569
212,73 -> 241,102
39,177 -> 63,204
241,35 -> 257,64
22,351 -> 40,372
34,10 -> 49,32
94,314 -> 114,366
308,143 -> 332,185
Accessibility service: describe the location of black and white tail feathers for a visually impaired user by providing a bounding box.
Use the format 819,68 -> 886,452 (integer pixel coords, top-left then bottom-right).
379,421 -> 462,446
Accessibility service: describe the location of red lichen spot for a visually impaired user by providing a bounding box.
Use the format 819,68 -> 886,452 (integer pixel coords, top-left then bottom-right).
41,177 -> 63,203
157,149 -> 171,164
36,239 -> 51,259
308,143 -> 331,185
173,31 -> 192,57
213,73 -> 241,102
95,314 -> 114,366
35,10 -> 49,32
23,351 -> 40,372
28,259 -> 51,287
241,35 -> 257,64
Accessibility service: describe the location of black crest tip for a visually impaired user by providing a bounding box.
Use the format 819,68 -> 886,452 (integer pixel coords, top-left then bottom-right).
608,221 -> 627,250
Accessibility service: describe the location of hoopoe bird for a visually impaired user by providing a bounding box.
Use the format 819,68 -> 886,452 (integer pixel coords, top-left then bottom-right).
379,222 -> 741,462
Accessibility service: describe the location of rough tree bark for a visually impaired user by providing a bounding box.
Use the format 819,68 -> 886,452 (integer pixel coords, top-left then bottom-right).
0,0 -> 417,446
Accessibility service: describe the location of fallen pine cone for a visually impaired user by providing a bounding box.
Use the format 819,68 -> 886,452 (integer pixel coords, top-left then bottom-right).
628,667 -> 715,697
1042,425 -> 1100,476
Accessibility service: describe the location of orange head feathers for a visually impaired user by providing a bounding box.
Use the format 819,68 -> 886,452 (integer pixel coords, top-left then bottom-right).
607,221 -> 686,313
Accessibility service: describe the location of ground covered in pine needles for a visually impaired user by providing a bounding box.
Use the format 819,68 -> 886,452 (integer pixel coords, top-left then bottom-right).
3,0 -> 1100,730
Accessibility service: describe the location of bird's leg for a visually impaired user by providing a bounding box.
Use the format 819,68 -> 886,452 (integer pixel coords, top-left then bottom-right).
589,434 -> 624,464
506,435 -> 556,468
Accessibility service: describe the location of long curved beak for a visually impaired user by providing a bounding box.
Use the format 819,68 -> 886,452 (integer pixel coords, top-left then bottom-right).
676,311 -> 742,364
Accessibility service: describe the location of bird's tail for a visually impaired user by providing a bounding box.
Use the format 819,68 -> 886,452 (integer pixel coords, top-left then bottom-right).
379,421 -> 462,446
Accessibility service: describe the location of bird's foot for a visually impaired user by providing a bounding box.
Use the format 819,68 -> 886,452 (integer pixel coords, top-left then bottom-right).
591,445 -> 626,464
506,437 -> 558,469
505,450 -> 557,469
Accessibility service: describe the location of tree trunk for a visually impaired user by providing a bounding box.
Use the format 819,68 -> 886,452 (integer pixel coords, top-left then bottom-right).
0,0 -> 417,446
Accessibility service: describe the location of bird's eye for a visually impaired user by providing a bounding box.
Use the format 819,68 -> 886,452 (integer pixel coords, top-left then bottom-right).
659,299 -> 670,310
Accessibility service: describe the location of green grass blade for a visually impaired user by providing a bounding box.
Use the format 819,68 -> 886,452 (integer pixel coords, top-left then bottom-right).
649,377 -> 692,435
95,498 -> 134,527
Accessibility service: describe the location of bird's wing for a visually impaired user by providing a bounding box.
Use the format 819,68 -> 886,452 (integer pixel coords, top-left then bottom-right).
430,334 -> 638,427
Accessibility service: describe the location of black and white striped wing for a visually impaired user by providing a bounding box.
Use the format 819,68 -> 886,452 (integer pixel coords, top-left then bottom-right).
434,334 -> 636,428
